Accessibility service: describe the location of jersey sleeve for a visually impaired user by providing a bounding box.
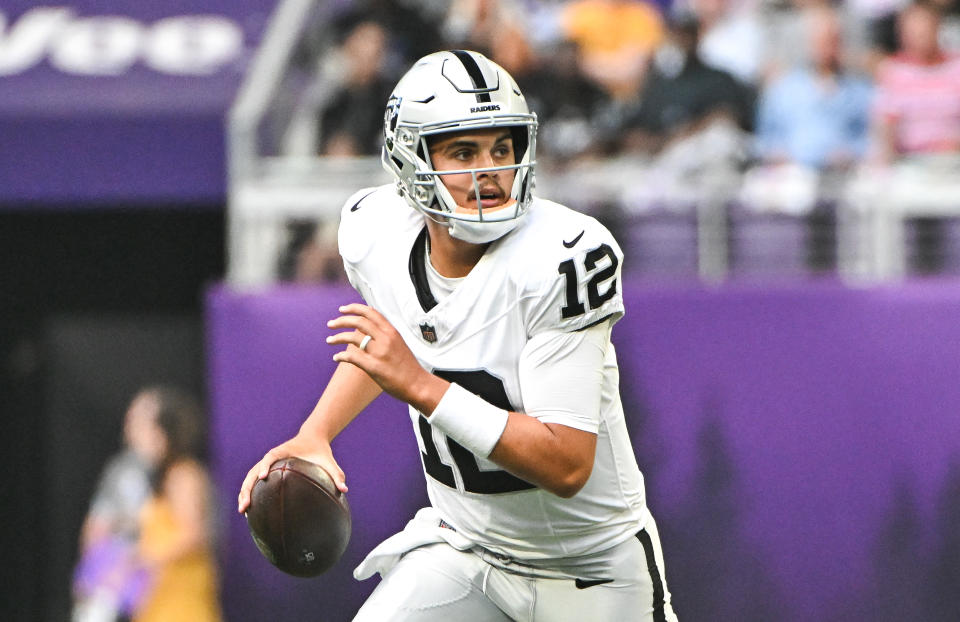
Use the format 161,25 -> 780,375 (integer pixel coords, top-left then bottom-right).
520,220 -> 625,336
518,322 -> 610,433
337,186 -> 386,302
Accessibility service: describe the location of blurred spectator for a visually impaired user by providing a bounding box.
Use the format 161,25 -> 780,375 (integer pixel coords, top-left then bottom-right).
623,13 -> 754,156
317,20 -> 394,156
443,0 -> 523,55
343,0 -> 448,64
516,0 -> 573,52
762,0 -> 873,81
843,0 -> 960,69
755,6 -> 873,170
871,1 -> 960,163
278,220 -> 346,284
939,0 -> 960,51
487,27 -> 610,160
72,389 -> 162,622
561,0 -> 666,101
133,387 -> 221,622
866,0 -> 960,275
846,0 -> 911,59
687,0 -> 765,84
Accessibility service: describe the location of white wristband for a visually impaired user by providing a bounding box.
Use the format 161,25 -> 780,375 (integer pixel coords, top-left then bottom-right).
428,383 -> 509,458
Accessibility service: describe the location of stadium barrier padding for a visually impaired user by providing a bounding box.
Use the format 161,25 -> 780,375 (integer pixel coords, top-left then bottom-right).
207,279 -> 960,622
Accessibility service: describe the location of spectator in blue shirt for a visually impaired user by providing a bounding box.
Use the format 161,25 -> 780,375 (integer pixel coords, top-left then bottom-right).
755,6 -> 873,170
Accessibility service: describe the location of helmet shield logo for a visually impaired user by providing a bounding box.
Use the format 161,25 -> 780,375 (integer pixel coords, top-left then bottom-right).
384,95 -> 401,149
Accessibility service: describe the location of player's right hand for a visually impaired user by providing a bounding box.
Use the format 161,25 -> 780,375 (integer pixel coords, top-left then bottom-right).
237,437 -> 346,514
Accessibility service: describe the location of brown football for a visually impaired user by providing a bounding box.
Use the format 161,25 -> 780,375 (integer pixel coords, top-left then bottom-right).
246,457 -> 351,577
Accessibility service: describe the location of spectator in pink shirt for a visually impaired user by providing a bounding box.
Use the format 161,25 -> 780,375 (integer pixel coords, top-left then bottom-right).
871,1 -> 960,162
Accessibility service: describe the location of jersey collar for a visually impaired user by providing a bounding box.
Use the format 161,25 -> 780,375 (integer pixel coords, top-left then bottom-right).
408,227 -> 439,312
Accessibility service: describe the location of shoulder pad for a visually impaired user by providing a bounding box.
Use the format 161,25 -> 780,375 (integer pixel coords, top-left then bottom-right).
513,202 -> 625,335
337,184 -> 397,265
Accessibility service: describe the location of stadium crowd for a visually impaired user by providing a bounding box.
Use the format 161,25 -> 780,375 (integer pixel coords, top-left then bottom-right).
278,0 -> 960,282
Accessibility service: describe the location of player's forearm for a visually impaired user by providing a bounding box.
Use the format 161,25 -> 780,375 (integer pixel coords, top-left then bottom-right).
425,381 -> 597,498
300,362 -> 383,443
489,415 -> 596,498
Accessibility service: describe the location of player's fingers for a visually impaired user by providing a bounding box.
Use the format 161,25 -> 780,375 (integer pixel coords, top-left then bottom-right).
325,332 -> 378,355
259,448 -> 290,478
325,325 -> 374,346
338,303 -> 390,330
325,331 -> 358,346
332,348 -> 373,372
237,449 -> 287,512
242,460 -> 264,493
247,453 -> 277,492
337,302 -> 371,317
238,487 -> 248,513
238,466 -> 262,512
327,314 -> 378,336
333,349 -> 356,365
321,458 -> 349,493
238,490 -> 253,513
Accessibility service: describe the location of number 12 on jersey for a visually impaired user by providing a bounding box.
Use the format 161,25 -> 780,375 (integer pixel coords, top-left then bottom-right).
418,370 -> 535,495
558,243 -> 619,319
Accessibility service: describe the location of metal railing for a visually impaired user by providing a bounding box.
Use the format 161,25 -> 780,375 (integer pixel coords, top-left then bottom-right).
226,0 -> 960,289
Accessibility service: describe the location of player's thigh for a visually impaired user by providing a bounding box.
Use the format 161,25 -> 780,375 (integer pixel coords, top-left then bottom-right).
532,526 -> 678,621
352,544 -> 511,622
531,573 -> 674,622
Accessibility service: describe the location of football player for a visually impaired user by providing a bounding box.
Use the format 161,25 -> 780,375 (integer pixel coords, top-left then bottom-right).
239,50 -> 678,621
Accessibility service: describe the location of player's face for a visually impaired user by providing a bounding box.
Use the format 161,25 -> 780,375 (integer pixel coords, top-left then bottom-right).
428,128 -> 517,214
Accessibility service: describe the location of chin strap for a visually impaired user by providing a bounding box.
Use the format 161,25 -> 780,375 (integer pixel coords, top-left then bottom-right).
447,214 -> 523,244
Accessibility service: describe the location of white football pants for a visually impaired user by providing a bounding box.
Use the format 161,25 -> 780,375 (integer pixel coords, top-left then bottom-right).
352,517 -> 678,622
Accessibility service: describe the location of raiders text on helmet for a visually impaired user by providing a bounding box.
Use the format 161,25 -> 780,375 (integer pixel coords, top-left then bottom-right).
381,50 -> 538,244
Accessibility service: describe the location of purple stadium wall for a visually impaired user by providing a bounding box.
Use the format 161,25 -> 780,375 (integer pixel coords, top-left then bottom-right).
207,280 -> 960,622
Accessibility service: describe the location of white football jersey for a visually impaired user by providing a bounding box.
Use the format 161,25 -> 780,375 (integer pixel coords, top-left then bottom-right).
339,185 -> 648,561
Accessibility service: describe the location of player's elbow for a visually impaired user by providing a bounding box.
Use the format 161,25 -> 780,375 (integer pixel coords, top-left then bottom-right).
548,463 -> 593,498
538,424 -> 597,497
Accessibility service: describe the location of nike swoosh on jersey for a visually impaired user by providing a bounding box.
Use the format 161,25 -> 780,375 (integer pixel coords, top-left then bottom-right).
574,578 -> 614,589
562,230 -> 585,248
349,189 -> 377,212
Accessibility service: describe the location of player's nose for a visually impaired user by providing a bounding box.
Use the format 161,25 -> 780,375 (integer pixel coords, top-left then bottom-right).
476,152 -> 499,177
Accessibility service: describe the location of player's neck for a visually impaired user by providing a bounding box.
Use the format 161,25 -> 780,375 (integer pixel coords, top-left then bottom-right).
425,220 -> 488,278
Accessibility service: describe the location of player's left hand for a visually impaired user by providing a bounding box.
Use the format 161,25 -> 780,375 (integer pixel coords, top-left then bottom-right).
327,303 -> 448,414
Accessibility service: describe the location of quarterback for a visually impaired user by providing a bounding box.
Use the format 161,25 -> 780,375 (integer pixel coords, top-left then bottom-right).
239,50 -> 678,621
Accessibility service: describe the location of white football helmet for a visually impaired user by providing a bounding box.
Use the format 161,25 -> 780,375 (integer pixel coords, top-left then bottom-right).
382,50 -> 538,244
